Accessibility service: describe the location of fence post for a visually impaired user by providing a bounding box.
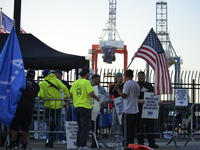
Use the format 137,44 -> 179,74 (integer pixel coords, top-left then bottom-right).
192,79 -> 195,104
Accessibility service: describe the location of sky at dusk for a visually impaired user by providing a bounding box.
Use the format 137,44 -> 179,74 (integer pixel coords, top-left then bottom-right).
1,0 -> 200,71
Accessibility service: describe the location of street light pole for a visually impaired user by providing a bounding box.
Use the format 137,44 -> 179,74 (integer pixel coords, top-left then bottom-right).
14,0 -> 21,34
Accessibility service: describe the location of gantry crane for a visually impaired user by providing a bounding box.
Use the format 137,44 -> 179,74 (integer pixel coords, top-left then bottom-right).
156,0 -> 182,84
90,0 -> 128,73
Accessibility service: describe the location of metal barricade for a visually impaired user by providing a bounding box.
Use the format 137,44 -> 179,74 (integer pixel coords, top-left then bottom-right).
31,98 -> 99,148
31,98 -> 66,141
2,99 -> 181,149
143,103 -> 178,147
95,104 -> 113,148
174,105 -> 191,139
97,103 -> 178,148
184,103 -> 200,148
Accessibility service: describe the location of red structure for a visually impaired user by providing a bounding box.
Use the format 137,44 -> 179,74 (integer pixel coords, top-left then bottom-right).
91,44 -> 128,73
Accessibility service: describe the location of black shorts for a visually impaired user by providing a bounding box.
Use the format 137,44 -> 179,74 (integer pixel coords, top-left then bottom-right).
10,107 -> 33,132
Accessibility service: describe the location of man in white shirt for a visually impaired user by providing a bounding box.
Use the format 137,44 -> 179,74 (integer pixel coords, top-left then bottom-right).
114,69 -> 140,149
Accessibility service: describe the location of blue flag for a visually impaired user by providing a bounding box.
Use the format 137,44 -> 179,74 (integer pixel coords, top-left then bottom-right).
0,27 -> 26,126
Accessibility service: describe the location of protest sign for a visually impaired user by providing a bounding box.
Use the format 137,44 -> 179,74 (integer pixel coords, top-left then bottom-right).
175,89 -> 188,106
91,85 -> 99,121
114,97 -> 123,125
65,121 -> 78,149
142,92 -> 160,119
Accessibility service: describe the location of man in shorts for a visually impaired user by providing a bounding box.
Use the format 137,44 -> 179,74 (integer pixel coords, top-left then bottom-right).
6,69 -> 40,149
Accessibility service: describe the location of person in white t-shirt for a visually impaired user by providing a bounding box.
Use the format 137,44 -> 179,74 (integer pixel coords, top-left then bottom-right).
114,69 -> 141,149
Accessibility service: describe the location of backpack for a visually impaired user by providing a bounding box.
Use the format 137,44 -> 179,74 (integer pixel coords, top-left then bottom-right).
25,79 -> 38,100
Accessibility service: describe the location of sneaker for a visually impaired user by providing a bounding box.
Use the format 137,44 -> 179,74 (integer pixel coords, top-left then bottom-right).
107,143 -> 114,148
58,140 -> 67,145
78,146 -> 92,150
14,143 -> 19,148
45,142 -> 53,148
21,142 -> 27,149
6,141 -> 18,149
149,144 -> 159,148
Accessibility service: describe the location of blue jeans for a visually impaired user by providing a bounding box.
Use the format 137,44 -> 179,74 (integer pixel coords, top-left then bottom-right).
44,108 -> 62,143
57,107 -> 67,141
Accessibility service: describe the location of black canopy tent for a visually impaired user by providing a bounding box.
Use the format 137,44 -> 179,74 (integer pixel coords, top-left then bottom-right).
0,33 -> 89,72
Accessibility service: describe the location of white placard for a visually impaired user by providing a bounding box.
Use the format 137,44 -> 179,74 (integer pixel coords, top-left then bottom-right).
141,92 -> 160,119
175,89 -> 188,106
91,94 -> 105,121
65,121 -> 78,149
90,85 -> 99,121
113,97 -> 123,125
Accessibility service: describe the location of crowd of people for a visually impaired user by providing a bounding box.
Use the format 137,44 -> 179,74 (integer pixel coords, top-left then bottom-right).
4,68 -> 163,150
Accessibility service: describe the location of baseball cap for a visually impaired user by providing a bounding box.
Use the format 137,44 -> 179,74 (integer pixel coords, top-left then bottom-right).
55,69 -> 62,75
114,72 -> 122,78
42,69 -> 51,77
27,69 -> 35,76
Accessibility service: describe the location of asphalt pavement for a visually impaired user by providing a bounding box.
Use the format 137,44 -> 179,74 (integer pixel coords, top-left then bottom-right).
1,136 -> 200,150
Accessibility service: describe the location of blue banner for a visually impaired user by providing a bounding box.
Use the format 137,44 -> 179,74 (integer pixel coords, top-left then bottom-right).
0,27 -> 26,126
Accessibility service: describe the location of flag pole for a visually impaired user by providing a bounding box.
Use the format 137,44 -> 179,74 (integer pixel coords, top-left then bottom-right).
13,19 -> 16,30
0,8 -> 2,32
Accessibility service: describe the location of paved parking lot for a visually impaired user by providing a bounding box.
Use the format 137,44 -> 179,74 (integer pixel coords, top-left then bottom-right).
1,137 -> 200,150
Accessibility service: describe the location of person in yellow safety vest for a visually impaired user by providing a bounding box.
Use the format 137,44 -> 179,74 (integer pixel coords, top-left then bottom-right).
70,68 -> 99,150
38,69 -> 70,148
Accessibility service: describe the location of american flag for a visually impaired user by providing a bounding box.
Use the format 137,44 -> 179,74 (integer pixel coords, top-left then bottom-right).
132,28 -> 173,95
0,12 -> 26,34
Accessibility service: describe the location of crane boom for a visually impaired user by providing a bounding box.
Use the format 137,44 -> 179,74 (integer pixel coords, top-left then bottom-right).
108,0 -> 117,41
156,1 -> 182,67
99,0 -> 123,49
156,0 -> 182,85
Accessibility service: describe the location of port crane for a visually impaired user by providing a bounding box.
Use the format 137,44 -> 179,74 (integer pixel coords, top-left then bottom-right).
89,0 -> 128,73
156,1 -> 182,84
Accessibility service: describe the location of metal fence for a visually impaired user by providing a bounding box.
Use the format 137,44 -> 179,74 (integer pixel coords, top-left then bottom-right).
184,103 -> 200,148
1,68 -> 200,148
34,68 -> 200,105
63,68 -> 200,104
97,103 -> 179,148
34,68 -> 200,137
0,99 -> 199,148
